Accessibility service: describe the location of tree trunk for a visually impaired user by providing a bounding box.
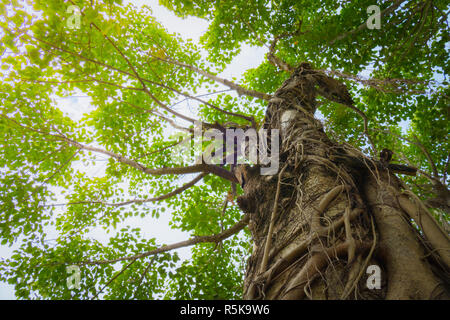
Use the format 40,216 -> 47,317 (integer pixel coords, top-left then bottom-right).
237,63 -> 450,300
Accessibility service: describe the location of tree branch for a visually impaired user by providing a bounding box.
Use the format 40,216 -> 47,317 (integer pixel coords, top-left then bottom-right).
266,28 -> 300,73
374,129 -> 439,178
328,0 -> 407,46
44,173 -> 208,208
319,69 -> 427,94
78,214 -> 249,266
1,114 -> 237,182
16,29 -> 256,128
148,54 -> 272,101
92,258 -> 138,300
151,81 -> 257,127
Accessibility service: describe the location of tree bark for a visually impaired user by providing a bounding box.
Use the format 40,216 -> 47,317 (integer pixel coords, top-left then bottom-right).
238,63 -> 450,300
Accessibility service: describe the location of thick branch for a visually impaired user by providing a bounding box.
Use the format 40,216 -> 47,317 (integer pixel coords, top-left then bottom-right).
266,21 -> 304,72
1,114 -> 237,182
267,52 -> 294,73
79,214 -> 249,266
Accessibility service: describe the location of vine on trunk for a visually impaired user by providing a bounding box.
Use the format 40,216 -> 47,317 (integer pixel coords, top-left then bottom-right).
237,63 -> 450,300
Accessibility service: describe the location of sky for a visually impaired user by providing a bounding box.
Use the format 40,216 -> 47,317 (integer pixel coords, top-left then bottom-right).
0,0 -> 267,299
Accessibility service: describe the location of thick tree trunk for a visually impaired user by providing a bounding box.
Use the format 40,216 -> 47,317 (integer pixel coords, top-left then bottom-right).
238,63 -> 450,300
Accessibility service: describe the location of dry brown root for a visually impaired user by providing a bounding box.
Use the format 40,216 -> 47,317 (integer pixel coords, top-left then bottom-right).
364,173 -> 450,299
311,185 -> 345,233
280,240 -> 372,300
396,192 -> 450,270
260,165 -> 288,274
270,208 -> 363,272
246,207 -> 364,299
344,207 -> 356,263
341,214 -> 378,299
341,254 -> 365,299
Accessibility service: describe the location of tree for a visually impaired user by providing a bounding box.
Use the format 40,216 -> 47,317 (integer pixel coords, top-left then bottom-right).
0,0 -> 448,300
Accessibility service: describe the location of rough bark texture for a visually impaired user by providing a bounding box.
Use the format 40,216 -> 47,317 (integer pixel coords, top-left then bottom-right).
237,63 -> 450,300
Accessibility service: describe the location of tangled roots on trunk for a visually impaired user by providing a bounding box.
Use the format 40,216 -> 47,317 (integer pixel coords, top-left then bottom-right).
240,64 -> 450,300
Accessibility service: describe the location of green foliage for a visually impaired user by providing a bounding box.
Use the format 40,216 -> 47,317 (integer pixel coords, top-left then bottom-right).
165,238 -> 250,300
0,0 -> 448,299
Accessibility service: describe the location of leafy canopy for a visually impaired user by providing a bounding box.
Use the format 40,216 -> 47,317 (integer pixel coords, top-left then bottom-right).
0,0 -> 448,299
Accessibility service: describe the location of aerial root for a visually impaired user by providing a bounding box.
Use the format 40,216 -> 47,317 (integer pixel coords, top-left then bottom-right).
396,192 -> 450,270
260,164 -> 288,273
344,207 -> 356,263
311,185 -> 345,233
342,254 -> 364,299
247,208 -> 364,299
281,240 -> 372,300
341,214 -> 377,299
